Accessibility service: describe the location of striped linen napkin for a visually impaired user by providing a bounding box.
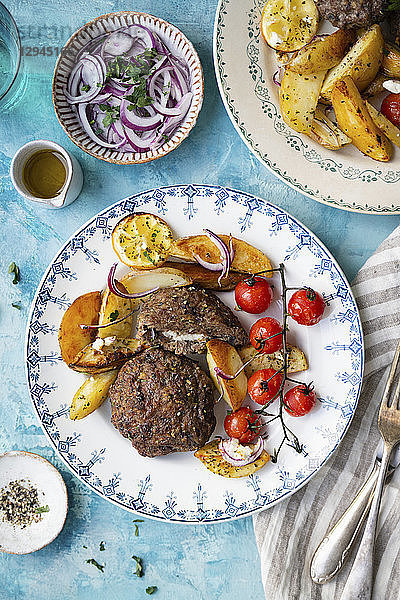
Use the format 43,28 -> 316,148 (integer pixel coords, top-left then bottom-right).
253,225 -> 400,600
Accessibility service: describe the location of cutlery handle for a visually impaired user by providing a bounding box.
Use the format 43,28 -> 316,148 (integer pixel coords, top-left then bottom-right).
310,461 -> 380,584
340,444 -> 392,600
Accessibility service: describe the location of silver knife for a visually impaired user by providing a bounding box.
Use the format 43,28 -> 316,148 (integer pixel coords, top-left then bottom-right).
310,443 -> 400,584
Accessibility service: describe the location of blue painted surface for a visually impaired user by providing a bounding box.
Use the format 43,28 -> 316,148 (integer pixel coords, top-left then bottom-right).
0,1 -> 399,599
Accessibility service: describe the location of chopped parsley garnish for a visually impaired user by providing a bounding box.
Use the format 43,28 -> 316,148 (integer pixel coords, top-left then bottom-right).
131,555 -> 143,577
132,519 -> 144,536
99,104 -> 120,128
109,310 -> 120,322
36,505 -> 50,513
8,262 -> 20,284
86,558 -> 105,572
105,50 -> 159,111
99,541 -> 106,551
81,84 -> 90,92
146,586 -> 158,595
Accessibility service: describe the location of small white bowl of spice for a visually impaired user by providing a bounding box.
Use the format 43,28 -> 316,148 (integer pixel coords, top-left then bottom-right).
0,451 -> 68,554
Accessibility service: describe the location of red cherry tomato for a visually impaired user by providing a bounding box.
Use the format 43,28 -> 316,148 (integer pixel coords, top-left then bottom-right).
288,288 -> 325,326
283,385 -> 317,416
248,368 -> 283,405
381,93 -> 400,128
235,276 -> 273,314
249,317 -> 283,354
224,407 -> 262,443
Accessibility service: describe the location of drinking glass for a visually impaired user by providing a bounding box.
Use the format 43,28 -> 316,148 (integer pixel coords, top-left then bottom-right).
0,2 -> 21,106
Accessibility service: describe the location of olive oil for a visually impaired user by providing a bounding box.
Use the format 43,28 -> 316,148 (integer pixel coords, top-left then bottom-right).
22,150 -> 67,199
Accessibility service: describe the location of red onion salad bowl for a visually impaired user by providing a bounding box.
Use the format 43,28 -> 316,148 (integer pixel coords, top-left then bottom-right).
52,12 -> 204,164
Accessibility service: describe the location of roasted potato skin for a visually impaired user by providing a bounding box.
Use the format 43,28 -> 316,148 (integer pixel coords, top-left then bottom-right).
69,337 -> 146,373
162,261 -> 246,291
280,69 -> 326,134
195,440 -> 270,478
206,340 -> 247,411
59,291 -> 101,365
238,344 -> 308,377
331,76 -> 393,162
286,29 -> 355,75
70,370 -> 118,420
98,284 -> 133,339
321,25 -> 384,100
171,235 -> 272,276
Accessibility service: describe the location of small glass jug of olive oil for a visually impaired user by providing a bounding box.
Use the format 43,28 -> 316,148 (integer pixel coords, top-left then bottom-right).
10,140 -> 83,208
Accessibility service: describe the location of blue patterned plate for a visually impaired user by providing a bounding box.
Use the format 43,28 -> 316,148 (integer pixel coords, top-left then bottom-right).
213,0 -> 400,214
25,185 -> 363,522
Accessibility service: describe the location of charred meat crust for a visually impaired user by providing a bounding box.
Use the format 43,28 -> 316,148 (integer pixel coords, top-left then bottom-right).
136,285 -> 247,354
109,348 -> 216,457
316,0 -> 385,29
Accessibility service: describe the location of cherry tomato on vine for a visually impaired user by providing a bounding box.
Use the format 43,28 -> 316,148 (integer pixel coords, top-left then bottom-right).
235,276 -> 273,314
288,288 -> 325,326
381,93 -> 400,128
248,368 -> 283,406
283,385 -> 316,416
224,406 -> 262,443
249,317 -> 283,354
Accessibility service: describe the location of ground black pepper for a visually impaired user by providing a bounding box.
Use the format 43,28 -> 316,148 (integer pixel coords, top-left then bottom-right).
0,479 -> 47,528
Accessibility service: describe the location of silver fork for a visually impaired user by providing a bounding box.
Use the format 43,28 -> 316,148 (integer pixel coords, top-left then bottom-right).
340,340 -> 400,600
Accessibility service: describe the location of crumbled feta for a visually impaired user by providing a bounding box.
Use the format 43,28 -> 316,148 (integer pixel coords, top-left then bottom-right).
92,338 -> 105,351
383,80 -> 400,94
163,331 -> 205,342
225,438 -> 254,460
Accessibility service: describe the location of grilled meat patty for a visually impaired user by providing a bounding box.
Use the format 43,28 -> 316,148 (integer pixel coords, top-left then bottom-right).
136,285 -> 248,354
109,347 -> 216,457
316,0 -> 385,29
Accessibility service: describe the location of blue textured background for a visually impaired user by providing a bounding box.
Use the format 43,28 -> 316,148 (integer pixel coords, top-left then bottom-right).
0,1 -> 399,599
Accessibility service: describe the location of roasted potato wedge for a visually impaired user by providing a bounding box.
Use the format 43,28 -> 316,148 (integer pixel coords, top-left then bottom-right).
366,101 -> 400,149
261,0 -> 318,52
97,283 -> 133,339
111,212 -> 174,269
195,440 -> 270,478
382,43 -> 400,78
69,337 -> 145,373
70,370 -> 118,420
171,235 -> 272,276
162,261 -> 246,291
280,69 -> 326,134
286,29 -> 355,74
59,291 -> 101,365
121,266 -> 192,302
321,25 -> 384,101
238,344 -> 308,377
309,106 -> 352,150
206,340 -> 247,411
331,77 -> 392,161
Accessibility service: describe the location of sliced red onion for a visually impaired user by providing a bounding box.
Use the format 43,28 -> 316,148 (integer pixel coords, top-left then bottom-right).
77,103 -> 123,148
193,254 -> 223,271
219,437 -> 264,466
80,307 -> 138,330
120,97 -> 162,131
107,264 -> 159,299
102,31 -> 133,56
272,70 -> 282,87
66,25 -> 194,154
